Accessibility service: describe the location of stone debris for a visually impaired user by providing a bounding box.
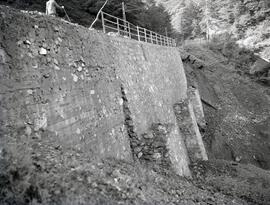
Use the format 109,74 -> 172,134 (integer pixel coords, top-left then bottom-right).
119,98 -> 124,105
27,89 -> 33,95
235,156 -> 242,162
71,73 -> 79,82
77,66 -> 83,72
54,65 -> 60,70
39,47 -> 47,55
24,40 -> 31,45
54,59 -> 59,65
108,32 -> 120,37
43,73 -> 50,78
34,113 -> 47,131
17,40 -> 23,46
76,128 -> 81,135
25,125 -> 32,136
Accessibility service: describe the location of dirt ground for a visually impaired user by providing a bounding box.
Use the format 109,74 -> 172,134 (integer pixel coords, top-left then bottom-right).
1,134 -> 270,205
1,133 -> 270,205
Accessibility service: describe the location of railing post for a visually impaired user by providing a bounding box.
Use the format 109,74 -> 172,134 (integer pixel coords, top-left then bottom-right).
150,31 -> 153,44
155,33 -> 158,45
173,39 -> 176,47
163,36 -> 165,46
124,20 -> 127,35
117,18 -> 120,34
144,28 -> 147,42
128,22 -> 131,39
137,26 -> 140,41
101,12 -> 105,33
166,37 -> 169,47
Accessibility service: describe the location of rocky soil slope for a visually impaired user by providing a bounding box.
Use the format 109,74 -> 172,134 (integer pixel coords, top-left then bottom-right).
181,44 -> 270,170
0,5 -> 270,205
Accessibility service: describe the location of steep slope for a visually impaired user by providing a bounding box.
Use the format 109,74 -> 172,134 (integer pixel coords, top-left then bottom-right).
181,44 -> 270,170
156,0 -> 270,60
1,5 -> 270,205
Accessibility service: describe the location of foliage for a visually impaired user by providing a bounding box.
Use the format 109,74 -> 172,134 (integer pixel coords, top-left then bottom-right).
84,0 -> 173,35
1,0 -> 175,36
207,35 -> 257,71
157,0 -> 270,59
138,4 -> 172,35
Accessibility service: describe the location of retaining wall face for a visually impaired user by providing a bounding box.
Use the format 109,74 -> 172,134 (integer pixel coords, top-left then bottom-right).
188,87 -> 206,129
0,7 -> 191,176
174,99 -> 208,162
0,8 -> 131,160
113,39 -> 191,176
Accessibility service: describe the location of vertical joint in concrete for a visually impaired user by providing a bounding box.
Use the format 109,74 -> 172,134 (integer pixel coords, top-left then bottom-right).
174,99 -> 208,162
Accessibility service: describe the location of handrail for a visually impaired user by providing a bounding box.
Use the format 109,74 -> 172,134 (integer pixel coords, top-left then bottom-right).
100,11 -> 176,47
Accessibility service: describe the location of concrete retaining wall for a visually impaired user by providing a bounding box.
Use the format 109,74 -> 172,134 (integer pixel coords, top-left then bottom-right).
0,7 -> 195,176
188,87 -> 206,130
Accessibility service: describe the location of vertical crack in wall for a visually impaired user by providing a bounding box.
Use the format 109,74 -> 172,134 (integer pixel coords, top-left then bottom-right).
174,100 -> 208,162
121,84 -> 139,160
121,85 -> 173,172
142,123 -> 173,172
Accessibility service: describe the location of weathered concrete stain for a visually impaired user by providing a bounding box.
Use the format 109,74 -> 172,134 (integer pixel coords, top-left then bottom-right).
188,86 -> 206,130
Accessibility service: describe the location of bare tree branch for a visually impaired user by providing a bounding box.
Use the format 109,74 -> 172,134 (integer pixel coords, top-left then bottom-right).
89,0 -> 109,29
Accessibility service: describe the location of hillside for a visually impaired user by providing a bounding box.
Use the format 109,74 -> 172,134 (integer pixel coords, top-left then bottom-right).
1,4 -> 270,205
181,43 -> 270,170
2,0 -> 270,60
156,0 -> 270,60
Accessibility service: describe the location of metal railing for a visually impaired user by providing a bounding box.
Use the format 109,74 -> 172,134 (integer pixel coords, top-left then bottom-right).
100,11 -> 176,47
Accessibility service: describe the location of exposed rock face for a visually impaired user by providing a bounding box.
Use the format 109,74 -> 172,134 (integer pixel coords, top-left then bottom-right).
181,45 -> 270,170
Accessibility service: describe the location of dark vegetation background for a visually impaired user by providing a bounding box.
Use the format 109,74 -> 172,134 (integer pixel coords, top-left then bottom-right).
0,0 -> 174,37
